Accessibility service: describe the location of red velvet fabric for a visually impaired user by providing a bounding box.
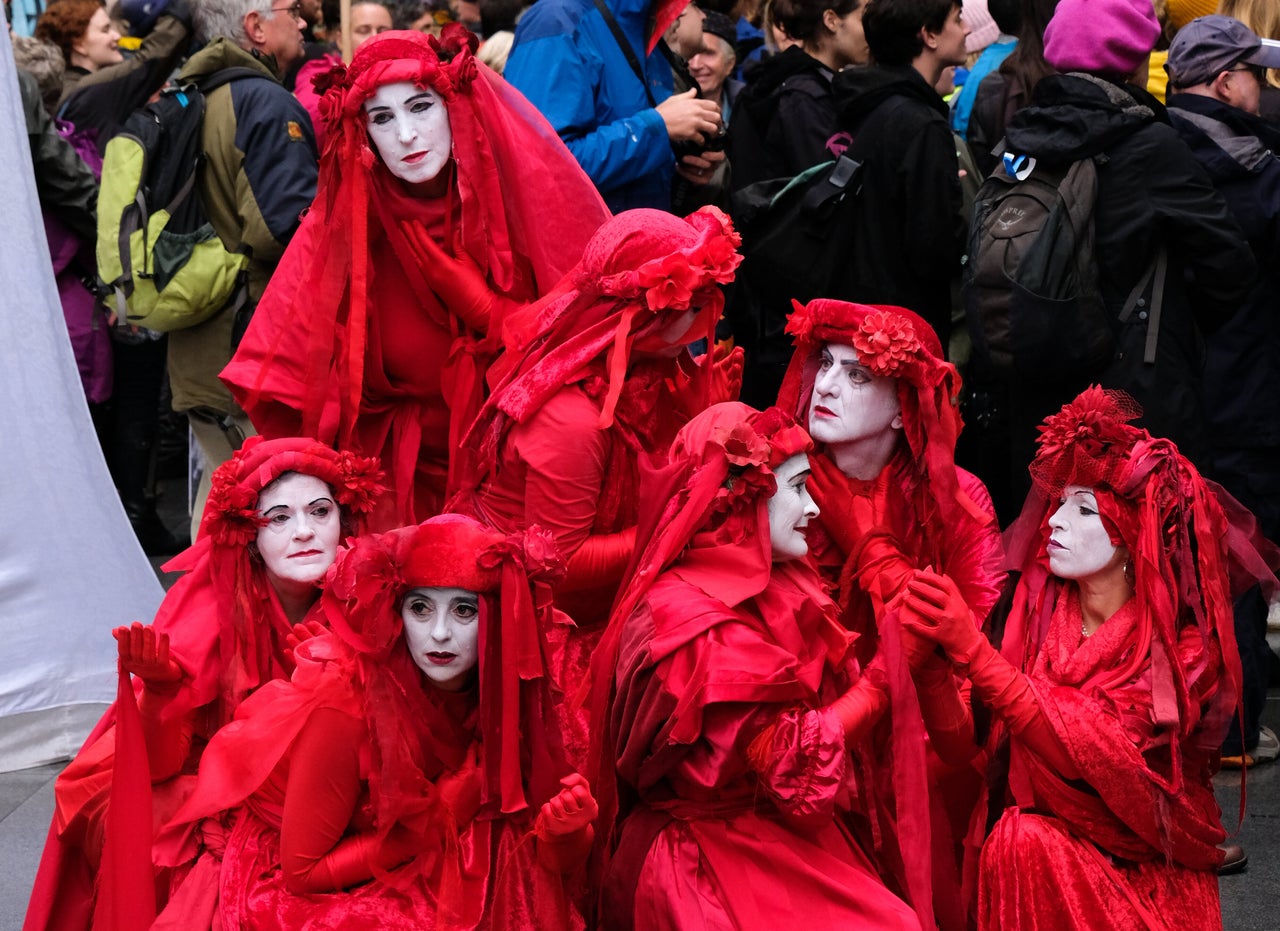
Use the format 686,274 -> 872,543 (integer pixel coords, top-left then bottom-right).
222,28 -> 608,527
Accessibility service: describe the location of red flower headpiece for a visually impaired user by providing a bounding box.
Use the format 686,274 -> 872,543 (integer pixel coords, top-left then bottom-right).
200,437 -> 384,547
1029,385 -> 1144,497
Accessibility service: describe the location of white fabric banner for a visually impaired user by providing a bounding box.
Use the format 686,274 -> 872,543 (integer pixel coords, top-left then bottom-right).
0,40 -> 165,772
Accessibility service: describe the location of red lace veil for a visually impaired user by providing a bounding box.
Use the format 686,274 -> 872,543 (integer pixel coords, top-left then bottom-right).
157,436 -> 383,721
462,206 -> 743,486
1002,387 -> 1263,789
319,514 -> 570,854
231,27 -> 608,465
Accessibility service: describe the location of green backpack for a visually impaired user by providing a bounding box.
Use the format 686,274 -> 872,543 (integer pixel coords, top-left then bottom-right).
96,68 -> 266,332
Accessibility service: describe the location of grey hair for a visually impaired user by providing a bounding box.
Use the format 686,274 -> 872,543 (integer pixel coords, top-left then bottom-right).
11,35 -> 65,114
193,0 -> 278,45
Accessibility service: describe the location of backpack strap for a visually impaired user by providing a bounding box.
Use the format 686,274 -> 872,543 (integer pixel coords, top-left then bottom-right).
195,66 -> 276,94
591,0 -> 657,108
1117,246 -> 1168,365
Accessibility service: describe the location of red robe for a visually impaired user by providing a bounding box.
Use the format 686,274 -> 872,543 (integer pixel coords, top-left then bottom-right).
158,636 -> 584,930
978,590 -> 1227,930
603,561 -> 921,930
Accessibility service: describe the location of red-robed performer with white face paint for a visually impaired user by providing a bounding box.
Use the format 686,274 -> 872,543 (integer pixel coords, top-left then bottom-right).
584,402 -> 922,930
159,514 -> 597,928
776,299 -> 1004,927
25,438 -> 383,931
221,26 -> 609,529
899,387 -> 1268,929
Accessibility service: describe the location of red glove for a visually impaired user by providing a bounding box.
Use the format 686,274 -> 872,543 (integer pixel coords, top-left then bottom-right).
902,572 -> 1077,776
535,773 -> 598,872
283,619 -> 329,673
114,622 -> 183,691
696,343 -> 744,407
823,664 -> 889,746
898,571 -> 983,664
560,527 -> 636,595
403,225 -> 497,333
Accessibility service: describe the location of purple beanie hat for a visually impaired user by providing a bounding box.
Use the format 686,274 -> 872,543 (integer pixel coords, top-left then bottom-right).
1043,0 -> 1160,77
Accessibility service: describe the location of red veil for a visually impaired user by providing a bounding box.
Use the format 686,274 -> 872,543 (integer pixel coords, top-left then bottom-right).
221,27 -> 608,523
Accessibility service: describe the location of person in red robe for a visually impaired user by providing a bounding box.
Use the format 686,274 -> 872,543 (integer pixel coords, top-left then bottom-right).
160,514 -> 596,929
455,206 -> 744,761
899,386 -> 1251,930
221,26 -> 609,528
585,402 -> 922,930
777,299 -> 1005,925
24,437 -> 384,931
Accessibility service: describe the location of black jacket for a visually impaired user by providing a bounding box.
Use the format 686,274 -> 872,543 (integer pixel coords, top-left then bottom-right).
1002,73 -> 1255,462
1167,93 -> 1280,448
729,47 -> 835,190
21,69 -> 97,243
831,64 -> 965,346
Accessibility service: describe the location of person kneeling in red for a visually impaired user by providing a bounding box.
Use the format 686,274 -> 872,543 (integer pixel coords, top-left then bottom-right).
161,515 -> 596,929
900,387 -> 1254,929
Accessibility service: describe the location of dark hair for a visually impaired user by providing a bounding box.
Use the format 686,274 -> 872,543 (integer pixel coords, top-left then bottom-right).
987,0 -> 1020,36
771,0 -> 861,43
34,0 -> 104,65
862,0 -> 957,67
996,0 -> 1059,98
478,0 -> 521,36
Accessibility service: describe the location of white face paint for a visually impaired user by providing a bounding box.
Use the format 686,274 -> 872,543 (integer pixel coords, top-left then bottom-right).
255,473 -> 342,590
401,586 -> 481,691
1046,485 -> 1124,581
767,453 -> 819,562
364,81 -> 453,187
808,342 -> 903,448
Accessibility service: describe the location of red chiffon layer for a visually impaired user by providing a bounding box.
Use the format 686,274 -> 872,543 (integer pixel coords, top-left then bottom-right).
604,566 -> 920,929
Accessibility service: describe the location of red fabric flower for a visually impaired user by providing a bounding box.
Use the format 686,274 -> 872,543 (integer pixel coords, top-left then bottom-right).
693,236 -> 743,284
1035,386 -> 1140,462
637,254 -> 702,311
202,480 -> 266,547
333,451 -> 385,515
851,310 -> 922,377
714,422 -> 771,468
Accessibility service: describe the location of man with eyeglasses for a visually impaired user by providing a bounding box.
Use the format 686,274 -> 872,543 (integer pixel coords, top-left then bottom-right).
1165,15 -> 1280,833
165,0 -> 319,535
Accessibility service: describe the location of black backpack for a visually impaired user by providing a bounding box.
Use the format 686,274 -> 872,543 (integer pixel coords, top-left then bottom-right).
963,152 -> 1118,382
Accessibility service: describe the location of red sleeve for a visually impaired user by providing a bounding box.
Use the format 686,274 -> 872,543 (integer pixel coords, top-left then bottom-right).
280,707 -> 415,893
507,389 -> 611,557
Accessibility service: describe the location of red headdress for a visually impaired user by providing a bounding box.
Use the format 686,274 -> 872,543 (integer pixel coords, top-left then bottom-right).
777,299 -> 979,527
156,436 -> 383,721
229,27 -> 608,506
320,514 -> 569,854
463,206 -> 742,482
1003,387 -> 1260,793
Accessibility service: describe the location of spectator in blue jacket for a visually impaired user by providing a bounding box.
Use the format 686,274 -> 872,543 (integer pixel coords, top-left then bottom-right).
505,0 -> 722,211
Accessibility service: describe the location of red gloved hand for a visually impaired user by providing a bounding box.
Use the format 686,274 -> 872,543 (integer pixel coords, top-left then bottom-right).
899,570 -> 983,665
283,619 -> 329,672
698,343 -> 744,407
536,773 -> 599,837
824,661 -> 889,746
403,225 -> 495,332
113,622 -> 182,692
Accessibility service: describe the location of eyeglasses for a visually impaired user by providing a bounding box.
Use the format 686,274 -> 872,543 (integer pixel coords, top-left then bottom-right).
271,2 -> 304,17
1227,63 -> 1265,82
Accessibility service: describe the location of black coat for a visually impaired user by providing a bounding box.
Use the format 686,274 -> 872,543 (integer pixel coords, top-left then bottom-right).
1000,73 -> 1255,466
729,47 -> 836,191
831,64 -> 965,347
1167,93 -> 1280,451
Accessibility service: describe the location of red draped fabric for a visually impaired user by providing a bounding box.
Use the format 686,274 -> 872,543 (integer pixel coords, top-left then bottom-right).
603,562 -> 921,929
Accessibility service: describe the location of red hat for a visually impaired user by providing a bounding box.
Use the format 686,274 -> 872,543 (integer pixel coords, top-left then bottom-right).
323,515 -> 567,818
